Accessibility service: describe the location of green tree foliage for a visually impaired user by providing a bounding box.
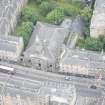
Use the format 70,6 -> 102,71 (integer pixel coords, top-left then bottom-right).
77,37 -> 104,52
84,37 -> 103,51
98,36 -> 105,51
79,7 -> 92,38
40,1 -> 57,16
16,22 -> 33,46
80,7 -> 92,22
15,0 -> 94,49
76,39 -> 85,48
21,6 -> 39,24
58,4 -> 81,17
46,7 -> 65,24
30,0 -> 43,4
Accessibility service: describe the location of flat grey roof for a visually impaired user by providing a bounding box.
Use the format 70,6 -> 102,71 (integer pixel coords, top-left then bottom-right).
0,35 -> 22,53
61,48 -> 105,69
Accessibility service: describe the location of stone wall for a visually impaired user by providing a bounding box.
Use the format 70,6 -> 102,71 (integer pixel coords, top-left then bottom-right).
90,0 -> 105,38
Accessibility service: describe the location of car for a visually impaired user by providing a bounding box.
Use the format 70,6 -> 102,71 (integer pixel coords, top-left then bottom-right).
90,85 -> 97,89
64,76 -> 71,81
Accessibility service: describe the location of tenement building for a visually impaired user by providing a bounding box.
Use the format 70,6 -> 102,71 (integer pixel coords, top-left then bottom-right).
0,79 -> 77,105
0,0 -> 27,35
33,84 -> 76,105
90,0 -> 105,38
0,0 -> 27,62
23,21 -> 70,72
0,35 -> 24,62
59,48 -> 105,77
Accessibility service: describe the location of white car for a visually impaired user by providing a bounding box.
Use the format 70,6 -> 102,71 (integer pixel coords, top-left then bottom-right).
65,76 -> 71,81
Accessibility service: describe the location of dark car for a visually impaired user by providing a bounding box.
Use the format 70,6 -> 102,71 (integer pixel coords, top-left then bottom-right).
90,85 -> 97,89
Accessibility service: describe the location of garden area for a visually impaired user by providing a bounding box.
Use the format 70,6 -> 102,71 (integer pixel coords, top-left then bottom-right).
15,0 -> 105,53
15,0 -> 105,52
76,36 -> 105,52
15,0 -> 92,47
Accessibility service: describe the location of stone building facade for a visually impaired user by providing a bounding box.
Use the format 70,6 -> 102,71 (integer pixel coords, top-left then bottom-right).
0,0 -> 27,62
0,35 -> 24,62
0,77 -> 77,105
90,0 -> 105,38
33,85 -> 76,105
59,48 -> 105,77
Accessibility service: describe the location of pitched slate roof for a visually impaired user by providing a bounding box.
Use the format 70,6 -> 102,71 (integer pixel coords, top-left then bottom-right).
24,21 -> 70,62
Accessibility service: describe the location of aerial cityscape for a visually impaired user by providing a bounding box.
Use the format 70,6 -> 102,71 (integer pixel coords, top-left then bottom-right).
0,0 -> 105,105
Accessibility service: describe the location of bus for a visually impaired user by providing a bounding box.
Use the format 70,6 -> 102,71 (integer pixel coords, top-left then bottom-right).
0,65 -> 15,75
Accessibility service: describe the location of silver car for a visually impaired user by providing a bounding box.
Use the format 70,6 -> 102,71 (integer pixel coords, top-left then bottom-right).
65,76 -> 71,81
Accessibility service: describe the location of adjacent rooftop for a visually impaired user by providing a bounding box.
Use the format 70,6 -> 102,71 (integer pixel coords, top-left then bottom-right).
0,35 -> 24,62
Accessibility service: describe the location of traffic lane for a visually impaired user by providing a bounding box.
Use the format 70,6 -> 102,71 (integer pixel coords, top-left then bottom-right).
0,73 -> 102,97
0,72 -> 103,91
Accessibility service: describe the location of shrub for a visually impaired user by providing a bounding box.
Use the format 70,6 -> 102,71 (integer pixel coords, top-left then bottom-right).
84,37 -> 103,51
84,27 -> 90,38
76,39 -> 85,48
60,4 -> 80,17
30,0 -> 42,4
54,0 -> 73,3
16,22 -> 34,46
35,0 -> 42,4
46,7 -> 65,25
80,7 -> 92,22
71,1 -> 85,9
40,1 -> 57,16
21,6 -> 39,24
98,36 -> 105,51
77,37 -> 104,52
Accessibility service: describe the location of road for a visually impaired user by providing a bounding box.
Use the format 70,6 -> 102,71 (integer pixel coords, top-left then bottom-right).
0,72 -> 103,98
12,63 -> 105,89
0,62 -> 104,97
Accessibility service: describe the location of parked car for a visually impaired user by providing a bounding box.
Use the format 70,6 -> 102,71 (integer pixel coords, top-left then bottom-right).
90,85 -> 97,89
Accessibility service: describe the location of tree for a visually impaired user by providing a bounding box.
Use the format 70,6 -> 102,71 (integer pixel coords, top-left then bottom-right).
29,0 -> 42,4
60,4 -> 80,17
16,22 -> 34,46
46,7 -> 65,25
40,1 -> 57,16
21,6 -> 39,24
80,7 -> 92,22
